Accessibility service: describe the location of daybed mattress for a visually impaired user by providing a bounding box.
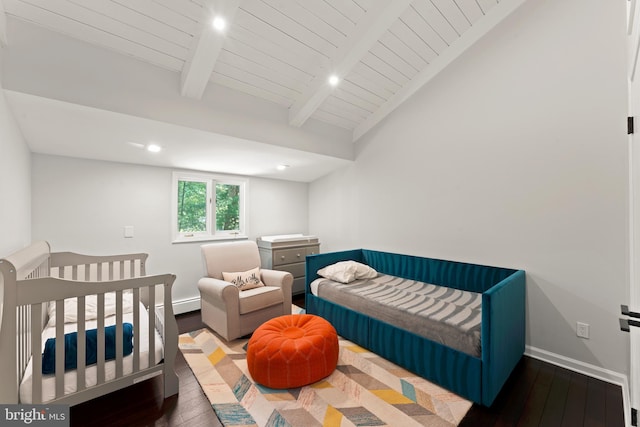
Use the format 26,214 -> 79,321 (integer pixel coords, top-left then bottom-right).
20,302 -> 163,403
310,273 -> 482,357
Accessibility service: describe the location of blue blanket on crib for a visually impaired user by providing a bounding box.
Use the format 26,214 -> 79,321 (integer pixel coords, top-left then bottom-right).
42,323 -> 134,375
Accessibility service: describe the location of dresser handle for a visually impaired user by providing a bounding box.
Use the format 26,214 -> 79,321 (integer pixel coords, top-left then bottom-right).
297,253 -> 301,257
280,255 -> 285,260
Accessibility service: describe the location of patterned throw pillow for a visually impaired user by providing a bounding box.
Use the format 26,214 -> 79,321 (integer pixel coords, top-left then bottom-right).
222,267 -> 265,291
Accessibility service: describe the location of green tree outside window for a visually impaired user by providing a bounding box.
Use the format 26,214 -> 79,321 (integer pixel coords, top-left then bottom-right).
216,183 -> 240,231
177,180 -> 207,233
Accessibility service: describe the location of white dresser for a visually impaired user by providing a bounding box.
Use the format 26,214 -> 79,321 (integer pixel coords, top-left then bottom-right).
257,234 -> 320,295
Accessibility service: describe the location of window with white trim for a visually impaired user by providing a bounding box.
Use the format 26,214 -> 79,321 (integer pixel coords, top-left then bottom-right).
172,172 -> 247,242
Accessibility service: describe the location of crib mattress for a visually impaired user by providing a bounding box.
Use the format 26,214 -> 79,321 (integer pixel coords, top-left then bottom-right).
19,302 -> 163,404
310,273 -> 482,357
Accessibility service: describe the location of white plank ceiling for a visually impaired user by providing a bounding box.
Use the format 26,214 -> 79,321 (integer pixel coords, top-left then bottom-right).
2,0 -> 524,141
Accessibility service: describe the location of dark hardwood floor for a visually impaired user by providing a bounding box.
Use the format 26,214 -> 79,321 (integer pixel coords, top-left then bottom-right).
70,308 -> 219,427
70,295 -> 625,426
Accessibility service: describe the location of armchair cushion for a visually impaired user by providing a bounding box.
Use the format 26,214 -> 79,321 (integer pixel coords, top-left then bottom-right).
222,266 -> 265,291
239,287 -> 284,314
202,241 -> 261,280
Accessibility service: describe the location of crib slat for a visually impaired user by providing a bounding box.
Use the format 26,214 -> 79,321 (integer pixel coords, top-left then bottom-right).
96,293 -> 105,385
55,300 -> 65,399
72,265 -> 78,280
84,264 -> 90,281
130,261 -> 135,279
31,303 -> 43,404
76,296 -> 86,392
133,289 -> 140,372
24,305 -> 31,377
25,306 -> 30,370
109,263 -> 114,281
26,306 -> 31,362
97,263 -> 102,281
119,260 -> 125,280
148,285 -> 155,366
19,306 -> 25,379
21,307 -> 25,373
115,290 -> 123,378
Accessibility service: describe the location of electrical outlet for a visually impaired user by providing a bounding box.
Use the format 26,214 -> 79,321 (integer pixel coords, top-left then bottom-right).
577,322 -> 590,339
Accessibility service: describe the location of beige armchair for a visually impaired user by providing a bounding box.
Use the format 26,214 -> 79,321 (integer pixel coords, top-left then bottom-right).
197,240 -> 293,341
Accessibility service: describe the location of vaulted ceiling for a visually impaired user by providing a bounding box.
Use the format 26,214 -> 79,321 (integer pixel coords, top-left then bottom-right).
0,0 -> 525,144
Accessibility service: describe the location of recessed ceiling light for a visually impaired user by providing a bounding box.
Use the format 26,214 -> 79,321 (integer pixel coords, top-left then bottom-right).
328,74 -> 339,86
146,144 -> 162,153
212,16 -> 226,32
276,164 -> 290,171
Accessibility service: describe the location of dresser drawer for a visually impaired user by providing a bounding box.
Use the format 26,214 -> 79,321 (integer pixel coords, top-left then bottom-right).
306,245 -> 320,256
275,262 -> 306,278
273,248 -> 306,266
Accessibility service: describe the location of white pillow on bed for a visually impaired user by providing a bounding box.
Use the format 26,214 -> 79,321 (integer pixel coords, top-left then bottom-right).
317,261 -> 377,284
47,292 -> 135,324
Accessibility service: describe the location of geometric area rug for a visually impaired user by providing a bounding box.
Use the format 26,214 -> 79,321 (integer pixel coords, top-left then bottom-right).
179,317 -> 473,427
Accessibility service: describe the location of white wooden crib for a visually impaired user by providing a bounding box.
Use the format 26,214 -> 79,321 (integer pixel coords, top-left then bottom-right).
0,241 -> 179,405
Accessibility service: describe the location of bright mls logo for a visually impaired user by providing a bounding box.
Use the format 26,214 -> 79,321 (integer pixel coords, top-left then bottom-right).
0,405 -> 69,426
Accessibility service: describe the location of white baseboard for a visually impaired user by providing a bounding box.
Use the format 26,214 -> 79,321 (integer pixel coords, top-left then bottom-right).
525,345 -> 631,426
172,297 -> 201,315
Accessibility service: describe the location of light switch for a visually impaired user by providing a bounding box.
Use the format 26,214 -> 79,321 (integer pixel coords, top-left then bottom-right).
124,226 -> 134,238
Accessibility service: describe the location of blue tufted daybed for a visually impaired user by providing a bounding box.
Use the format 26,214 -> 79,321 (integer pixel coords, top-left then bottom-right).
305,249 -> 525,406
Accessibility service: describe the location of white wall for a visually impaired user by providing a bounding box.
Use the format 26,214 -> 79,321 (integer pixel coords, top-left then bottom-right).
31,154 -> 309,312
310,0 -> 629,377
0,50 -> 31,257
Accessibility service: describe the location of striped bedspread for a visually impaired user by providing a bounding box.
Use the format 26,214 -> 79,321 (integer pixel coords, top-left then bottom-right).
310,274 -> 483,357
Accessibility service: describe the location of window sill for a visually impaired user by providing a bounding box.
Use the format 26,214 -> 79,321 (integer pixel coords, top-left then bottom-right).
172,235 -> 248,244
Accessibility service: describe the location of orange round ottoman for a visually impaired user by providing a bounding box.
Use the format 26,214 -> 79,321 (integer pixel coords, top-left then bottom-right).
247,314 -> 339,389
